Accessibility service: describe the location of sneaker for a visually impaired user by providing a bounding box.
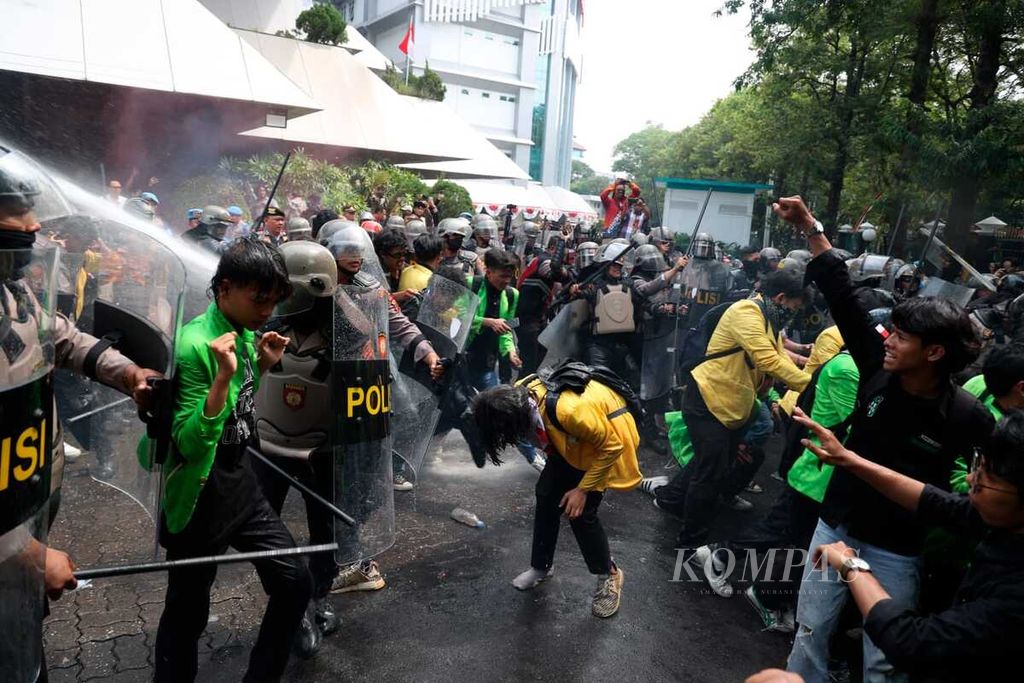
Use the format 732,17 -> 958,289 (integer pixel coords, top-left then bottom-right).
743,586 -> 794,633
591,567 -> 624,618
689,545 -> 734,598
770,471 -> 785,483
730,495 -> 754,511
63,442 -> 83,462
393,474 -> 414,491
745,482 -> 763,494
640,476 -> 669,497
530,454 -> 547,473
330,560 -> 386,594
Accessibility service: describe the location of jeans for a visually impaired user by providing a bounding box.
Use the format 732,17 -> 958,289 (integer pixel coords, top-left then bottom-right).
154,497 -> 313,683
531,453 -> 611,575
252,451 -> 338,599
787,519 -> 920,683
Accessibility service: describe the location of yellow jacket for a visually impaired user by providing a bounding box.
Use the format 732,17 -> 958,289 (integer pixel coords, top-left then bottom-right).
523,377 -> 642,491
690,296 -> 811,429
779,325 -> 845,415
398,262 -> 433,292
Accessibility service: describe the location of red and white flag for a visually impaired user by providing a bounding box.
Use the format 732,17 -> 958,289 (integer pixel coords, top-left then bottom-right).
398,16 -> 415,58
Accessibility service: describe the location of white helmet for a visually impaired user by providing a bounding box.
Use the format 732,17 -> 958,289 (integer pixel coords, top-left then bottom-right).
596,240 -> 630,264
438,217 -> 471,239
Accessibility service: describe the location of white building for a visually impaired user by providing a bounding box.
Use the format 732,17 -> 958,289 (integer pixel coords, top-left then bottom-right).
656,178 -> 772,247
342,0 -> 582,188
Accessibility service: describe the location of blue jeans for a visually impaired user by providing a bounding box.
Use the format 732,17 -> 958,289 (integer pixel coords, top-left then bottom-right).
787,519 -> 920,683
469,367 -> 539,464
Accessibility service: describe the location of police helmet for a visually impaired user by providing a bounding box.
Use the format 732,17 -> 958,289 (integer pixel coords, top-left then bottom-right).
634,244 -> 667,273
692,232 -> 715,259
276,241 -> 337,315
438,217 -> 472,239
596,240 -> 630,265
576,241 -> 599,269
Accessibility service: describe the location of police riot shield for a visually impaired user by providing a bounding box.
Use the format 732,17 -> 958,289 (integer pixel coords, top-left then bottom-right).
680,258 -> 733,326
390,275 -> 479,480
640,275 -> 680,401
918,277 -> 975,308
332,284 -> 396,564
537,298 -> 591,369
0,247 -> 59,683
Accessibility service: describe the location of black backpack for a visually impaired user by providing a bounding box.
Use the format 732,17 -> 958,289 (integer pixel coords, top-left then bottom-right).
520,360 -> 646,434
678,297 -> 771,376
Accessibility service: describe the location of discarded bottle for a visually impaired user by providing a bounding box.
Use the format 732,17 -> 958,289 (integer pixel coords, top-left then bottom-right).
450,507 -> 485,529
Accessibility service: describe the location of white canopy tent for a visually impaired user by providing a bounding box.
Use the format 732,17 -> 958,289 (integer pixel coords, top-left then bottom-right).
236,29 -> 473,163
974,215 -> 1007,236
1,0 -> 320,118
544,185 -> 599,223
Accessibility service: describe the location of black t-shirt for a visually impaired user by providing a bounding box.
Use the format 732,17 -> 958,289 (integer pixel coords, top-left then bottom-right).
163,355 -> 261,550
467,280 -> 502,371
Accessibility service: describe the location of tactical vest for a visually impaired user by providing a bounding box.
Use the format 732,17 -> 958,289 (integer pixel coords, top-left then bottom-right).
254,348 -> 331,460
593,282 -> 635,335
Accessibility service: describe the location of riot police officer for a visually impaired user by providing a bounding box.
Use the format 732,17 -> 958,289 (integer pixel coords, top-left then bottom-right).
573,241 -> 637,382
436,217 -> 480,278
0,148 -> 162,683
181,205 -> 232,254
680,232 -> 733,327
517,228 -> 572,375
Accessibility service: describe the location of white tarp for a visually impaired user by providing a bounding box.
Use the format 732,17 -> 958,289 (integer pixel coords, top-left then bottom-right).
1,0 -> 320,117
544,185 -> 599,222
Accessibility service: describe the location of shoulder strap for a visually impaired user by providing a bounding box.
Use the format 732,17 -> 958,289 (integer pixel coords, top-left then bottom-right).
545,390 -> 566,435
977,387 -> 992,404
471,276 -> 484,295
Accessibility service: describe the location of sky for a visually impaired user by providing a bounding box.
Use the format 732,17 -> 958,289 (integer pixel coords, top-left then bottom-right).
573,0 -> 755,174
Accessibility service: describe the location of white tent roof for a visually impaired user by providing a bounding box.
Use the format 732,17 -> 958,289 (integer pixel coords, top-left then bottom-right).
543,185 -> 599,221
1,0 -> 320,117
236,30 -> 469,162
398,98 -> 531,181
975,215 -> 1007,227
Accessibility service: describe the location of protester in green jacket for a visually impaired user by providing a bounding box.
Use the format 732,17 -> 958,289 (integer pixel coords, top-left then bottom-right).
155,238 -> 313,683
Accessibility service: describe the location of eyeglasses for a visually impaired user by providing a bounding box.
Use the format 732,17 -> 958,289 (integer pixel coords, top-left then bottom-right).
385,250 -> 407,261
969,448 -> 1018,495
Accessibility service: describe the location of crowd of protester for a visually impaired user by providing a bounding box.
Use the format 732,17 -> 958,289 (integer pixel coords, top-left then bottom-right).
28,168 -> 1024,682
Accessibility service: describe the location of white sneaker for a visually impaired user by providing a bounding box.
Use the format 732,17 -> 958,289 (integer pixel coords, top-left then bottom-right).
689,545 -> 734,598
63,442 -> 83,462
512,567 -> 553,591
530,454 -> 547,473
393,474 -> 414,491
640,476 -> 669,497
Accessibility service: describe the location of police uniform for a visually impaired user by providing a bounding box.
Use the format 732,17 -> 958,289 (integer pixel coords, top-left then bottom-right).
441,249 -> 480,279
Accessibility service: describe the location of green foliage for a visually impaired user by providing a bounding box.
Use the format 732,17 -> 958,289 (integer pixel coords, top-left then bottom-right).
295,2 -> 348,45
430,179 -> 473,219
570,160 -> 611,196
380,63 -> 446,102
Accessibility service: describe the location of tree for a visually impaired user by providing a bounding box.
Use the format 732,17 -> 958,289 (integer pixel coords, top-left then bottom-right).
430,179 -> 473,219
295,2 -> 347,46
570,160 -> 611,196
379,63 -> 446,102
611,124 -> 676,181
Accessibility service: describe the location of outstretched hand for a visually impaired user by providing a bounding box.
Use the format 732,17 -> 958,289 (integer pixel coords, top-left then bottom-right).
792,408 -> 857,467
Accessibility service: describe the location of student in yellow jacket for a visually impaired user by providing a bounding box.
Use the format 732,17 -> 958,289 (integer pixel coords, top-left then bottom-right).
671,269 -> 812,550
472,376 -> 642,618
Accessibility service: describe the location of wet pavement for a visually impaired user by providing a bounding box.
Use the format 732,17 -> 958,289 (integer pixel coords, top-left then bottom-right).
46,433 -> 792,682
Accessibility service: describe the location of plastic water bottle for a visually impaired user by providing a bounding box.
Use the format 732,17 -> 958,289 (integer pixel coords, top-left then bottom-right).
450,507 -> 485,528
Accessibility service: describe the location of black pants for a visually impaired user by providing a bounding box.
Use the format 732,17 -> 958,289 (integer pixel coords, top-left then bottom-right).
154,498 -> 312,683
530,453 -> 612,575
518,323 -> 544,376
253,451 -> 338,599
655,443 -> 763,513
659,406 -> 742,548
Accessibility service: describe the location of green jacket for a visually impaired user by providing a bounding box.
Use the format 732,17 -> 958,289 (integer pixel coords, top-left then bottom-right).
468,276 -> 519,357
787,351 -> 859,503
950,375 -> 1002,493
163,302 -> 260,533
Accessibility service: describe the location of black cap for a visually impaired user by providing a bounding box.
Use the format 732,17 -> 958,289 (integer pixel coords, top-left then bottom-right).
263,206 -> 285,218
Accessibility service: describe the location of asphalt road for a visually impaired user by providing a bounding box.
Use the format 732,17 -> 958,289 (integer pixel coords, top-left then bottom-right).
48,432 -> 793,682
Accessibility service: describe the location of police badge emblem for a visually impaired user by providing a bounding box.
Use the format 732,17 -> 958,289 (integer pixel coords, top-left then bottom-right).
283,383 -> 306,410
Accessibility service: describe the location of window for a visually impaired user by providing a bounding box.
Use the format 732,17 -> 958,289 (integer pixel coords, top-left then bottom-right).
461,88 -> 470,95
718,203 -> 750,217
482,92 -> 491,98
509,96 -> 516,103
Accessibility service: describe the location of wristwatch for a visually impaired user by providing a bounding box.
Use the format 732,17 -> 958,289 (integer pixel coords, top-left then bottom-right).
807,219 -> 825,236
840,556 -> 871,581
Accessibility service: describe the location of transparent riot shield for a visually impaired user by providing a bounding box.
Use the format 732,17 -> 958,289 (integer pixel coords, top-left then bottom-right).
390,275 -> 479,480
0,247 -> 58,683
537,298 -> 591,369
680,258 -> 732,326
332,284 -> 396,564
918,277 -> 975,308
639,277 -> 679,401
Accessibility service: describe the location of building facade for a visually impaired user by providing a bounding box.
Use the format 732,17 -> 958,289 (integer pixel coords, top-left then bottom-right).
347,0 -> 581,188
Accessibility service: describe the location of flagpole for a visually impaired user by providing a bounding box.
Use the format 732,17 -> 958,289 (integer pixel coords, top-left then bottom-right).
404,11 -> 413,85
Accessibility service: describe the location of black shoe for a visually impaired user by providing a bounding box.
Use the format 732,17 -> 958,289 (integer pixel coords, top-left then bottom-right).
315,597 -> 340,636
294,603 -> 322,659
